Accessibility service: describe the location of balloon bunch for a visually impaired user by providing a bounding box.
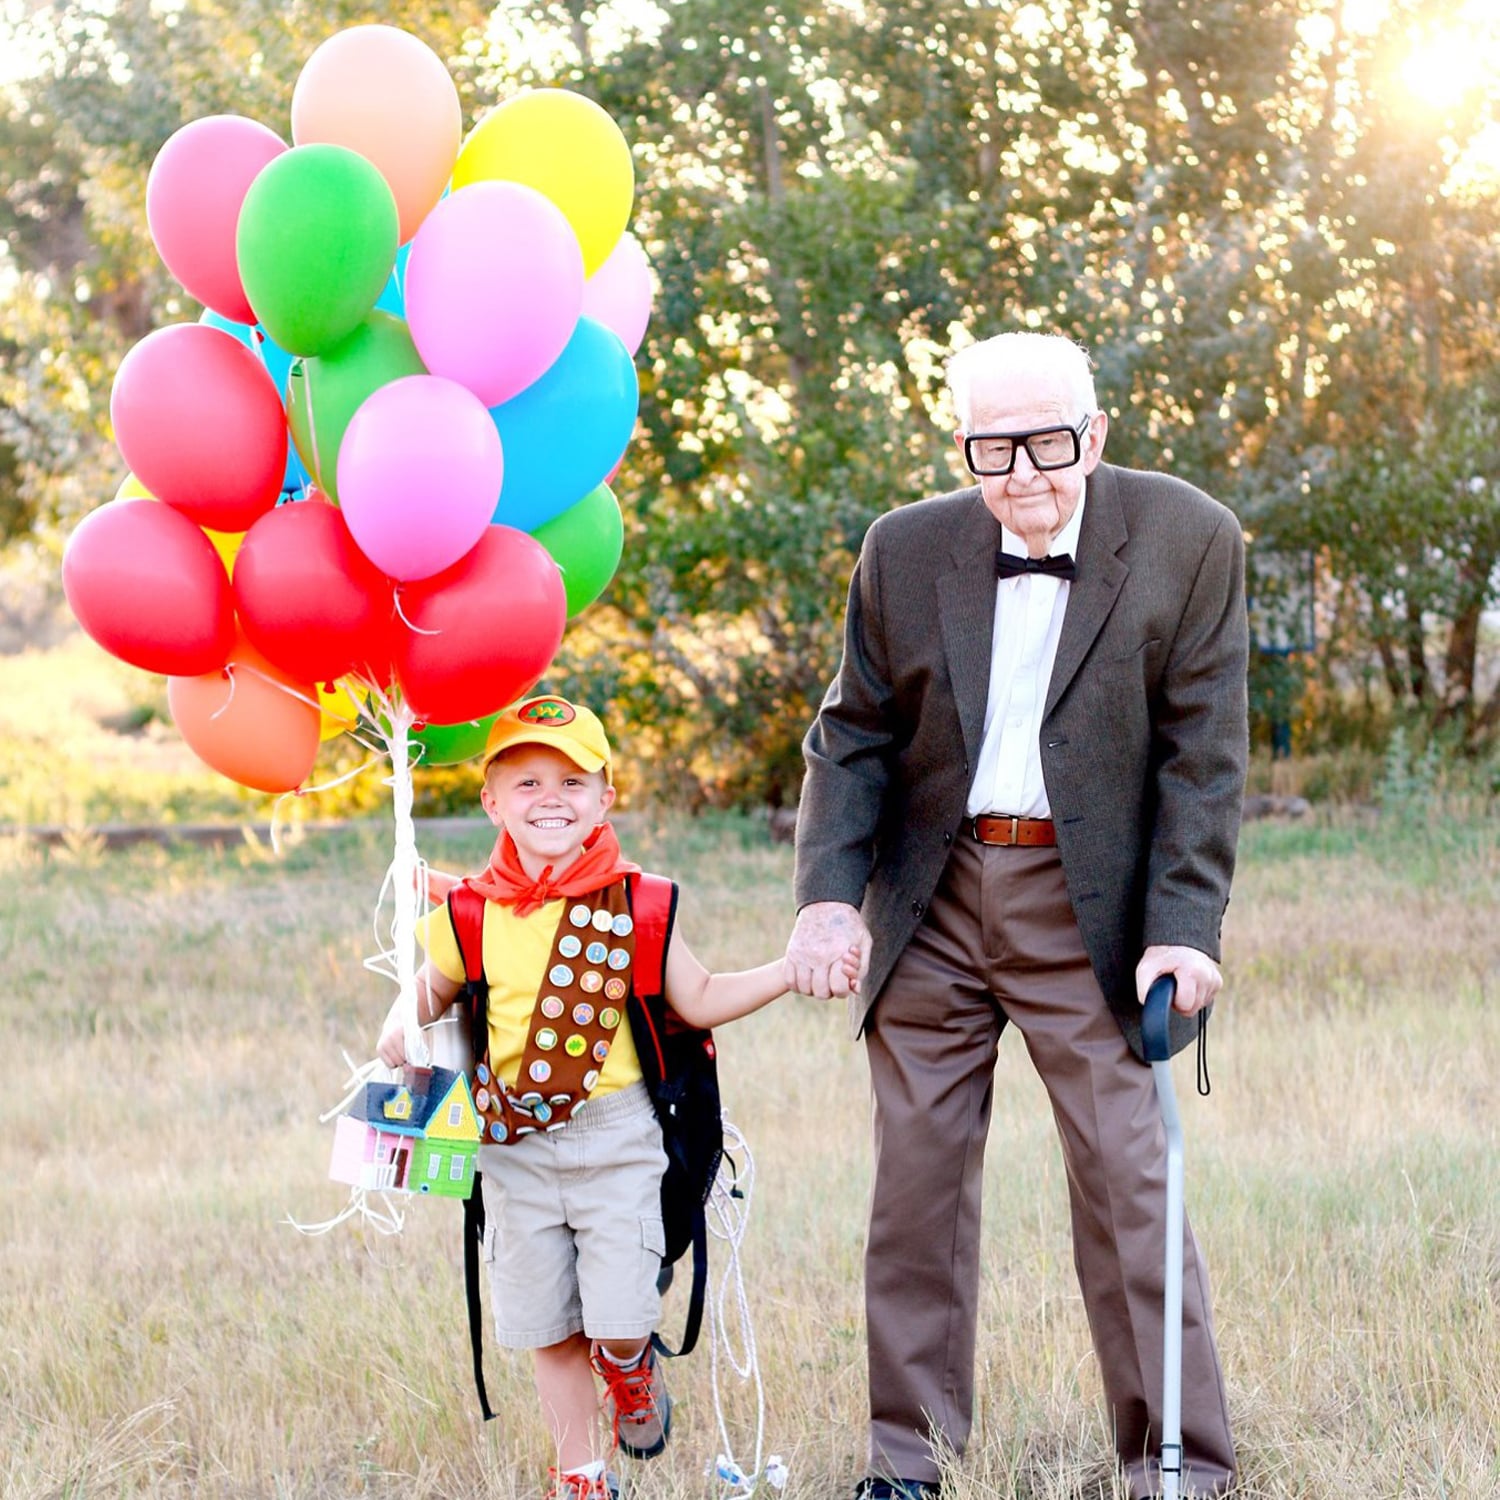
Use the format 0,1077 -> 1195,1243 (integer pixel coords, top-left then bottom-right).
61,23 -> 651,796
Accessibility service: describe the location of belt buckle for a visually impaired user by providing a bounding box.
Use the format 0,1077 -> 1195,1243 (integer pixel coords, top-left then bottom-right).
1005,815 -> 1020,845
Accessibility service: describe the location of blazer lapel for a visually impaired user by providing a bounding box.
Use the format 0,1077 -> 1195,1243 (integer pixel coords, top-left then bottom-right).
1046,464 -> 1129,715
939,490 -> 1003,767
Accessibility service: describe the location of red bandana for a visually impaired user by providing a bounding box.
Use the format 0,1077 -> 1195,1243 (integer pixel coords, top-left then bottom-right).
464,822 -> 640,917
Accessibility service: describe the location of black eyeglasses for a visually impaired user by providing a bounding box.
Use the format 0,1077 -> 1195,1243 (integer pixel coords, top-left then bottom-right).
962,417 -> 1092,477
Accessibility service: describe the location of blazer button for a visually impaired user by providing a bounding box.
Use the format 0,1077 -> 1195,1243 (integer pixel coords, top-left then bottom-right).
911,900 -> 924,917
942,831 -> 952,845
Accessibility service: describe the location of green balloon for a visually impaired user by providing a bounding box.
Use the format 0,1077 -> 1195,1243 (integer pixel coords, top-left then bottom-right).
287,312 -> 427,501
237,144 -> 399,357
531,483 -> 624,618
413,713 -> 498,767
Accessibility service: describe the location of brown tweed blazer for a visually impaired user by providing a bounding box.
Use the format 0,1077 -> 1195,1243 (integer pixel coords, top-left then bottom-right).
793,461 -> 1250,1061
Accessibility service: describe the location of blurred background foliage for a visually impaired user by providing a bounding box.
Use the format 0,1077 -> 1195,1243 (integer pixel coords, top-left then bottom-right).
2,0 -> 1498,816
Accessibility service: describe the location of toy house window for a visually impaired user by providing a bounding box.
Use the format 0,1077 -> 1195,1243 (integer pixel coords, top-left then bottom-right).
384,1090 -> 413,1121
448,1100 -> 464,1127
427,1156 -> 441,1180
449,1156 -> 467,1181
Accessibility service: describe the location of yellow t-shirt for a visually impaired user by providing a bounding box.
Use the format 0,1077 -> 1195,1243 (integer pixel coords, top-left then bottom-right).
418,896 -> 643,1097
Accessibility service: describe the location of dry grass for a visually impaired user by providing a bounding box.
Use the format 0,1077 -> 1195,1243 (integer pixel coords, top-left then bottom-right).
3,810 -> 1497,1499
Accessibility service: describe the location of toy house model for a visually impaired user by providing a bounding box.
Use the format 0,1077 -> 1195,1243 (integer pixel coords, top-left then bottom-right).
329,1064 -> 480,1199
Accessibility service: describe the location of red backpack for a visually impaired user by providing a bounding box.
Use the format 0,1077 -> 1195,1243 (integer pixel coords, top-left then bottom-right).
448,871 -> 722,1419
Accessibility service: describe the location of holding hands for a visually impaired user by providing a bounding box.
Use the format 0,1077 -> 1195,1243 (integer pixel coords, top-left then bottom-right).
785,900 -> 872,999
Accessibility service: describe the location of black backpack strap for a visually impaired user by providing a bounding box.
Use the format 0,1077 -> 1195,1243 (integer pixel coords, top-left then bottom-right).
463,1183 -> 494,1421
628,872 -> 711,1359
446,883 -> 496,1422
651,1215 -> 708,1359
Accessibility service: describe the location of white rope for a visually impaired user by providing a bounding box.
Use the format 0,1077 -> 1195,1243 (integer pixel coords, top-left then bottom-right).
287,684 -> 439,1240
707,1121 -> 787,1496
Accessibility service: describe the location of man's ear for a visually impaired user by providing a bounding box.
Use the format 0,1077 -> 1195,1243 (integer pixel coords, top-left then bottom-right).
1081,410 -> 1109,474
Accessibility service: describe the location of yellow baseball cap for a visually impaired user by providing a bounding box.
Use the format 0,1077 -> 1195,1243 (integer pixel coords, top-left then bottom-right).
481,696 -> 613,783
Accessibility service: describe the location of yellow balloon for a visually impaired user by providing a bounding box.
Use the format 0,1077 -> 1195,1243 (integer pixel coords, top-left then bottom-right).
451,89 -> 633,276
204,527 -> 245,579
115,473 -> 153,500
317,679 -> 367,741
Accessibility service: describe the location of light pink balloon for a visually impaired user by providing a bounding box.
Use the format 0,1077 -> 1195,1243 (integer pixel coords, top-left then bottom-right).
404,181 -> 584,407
146,115 -> 289,323
581,232 -> 653,355
337,374 -> 504,581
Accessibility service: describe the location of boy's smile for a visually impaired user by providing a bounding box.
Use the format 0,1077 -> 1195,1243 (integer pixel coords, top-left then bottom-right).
480,743 -> 616,879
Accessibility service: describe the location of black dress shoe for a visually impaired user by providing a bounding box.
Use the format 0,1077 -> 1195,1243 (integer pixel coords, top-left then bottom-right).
853,1480 -> 942,1500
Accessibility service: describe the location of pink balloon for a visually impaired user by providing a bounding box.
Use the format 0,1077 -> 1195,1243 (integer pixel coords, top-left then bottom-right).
404,182 -> 584,406
146,115 -> 289,323
581,232 -> 652,355
337,374 -> 504,581
392,526 -> 566,725
110,323 -> 289,533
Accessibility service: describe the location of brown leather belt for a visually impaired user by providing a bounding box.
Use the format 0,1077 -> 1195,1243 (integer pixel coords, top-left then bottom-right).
966,814 -> 1057,848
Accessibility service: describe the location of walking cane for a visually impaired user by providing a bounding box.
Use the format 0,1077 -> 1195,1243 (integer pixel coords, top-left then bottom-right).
1141,975 -> 1184,1500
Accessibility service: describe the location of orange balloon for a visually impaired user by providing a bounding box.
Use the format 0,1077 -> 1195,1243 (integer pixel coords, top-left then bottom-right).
291,25 -> 461,244
168,633 -> 321,792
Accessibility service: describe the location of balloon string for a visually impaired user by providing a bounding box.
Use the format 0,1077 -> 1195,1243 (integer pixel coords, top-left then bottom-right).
393,588 -> 442,636
233,661 -> 325,713
208,666 -> 238,722
301,356 -> 321,484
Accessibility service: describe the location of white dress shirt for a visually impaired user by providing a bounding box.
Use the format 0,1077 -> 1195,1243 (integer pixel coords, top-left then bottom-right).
965,497 -> 1086,819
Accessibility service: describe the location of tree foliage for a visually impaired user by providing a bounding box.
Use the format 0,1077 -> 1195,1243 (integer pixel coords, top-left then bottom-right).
2,0 -> 1497,799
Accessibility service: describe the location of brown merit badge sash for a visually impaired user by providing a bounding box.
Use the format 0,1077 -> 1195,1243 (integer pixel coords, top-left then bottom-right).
471,879 -> 637,1144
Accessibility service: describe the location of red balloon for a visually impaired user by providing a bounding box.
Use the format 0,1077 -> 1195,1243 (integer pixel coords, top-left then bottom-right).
233,496 -> 396,684
110,323 -> 289,533
61,498 -> 235,675
392,526 -> 566,724
168,632 -> 321,793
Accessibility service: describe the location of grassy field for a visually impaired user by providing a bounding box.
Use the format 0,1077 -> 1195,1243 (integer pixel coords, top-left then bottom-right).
3,802 -> 1497,1500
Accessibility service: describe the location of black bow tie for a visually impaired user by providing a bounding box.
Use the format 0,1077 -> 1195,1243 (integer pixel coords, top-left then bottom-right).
996,550 -> 1077,582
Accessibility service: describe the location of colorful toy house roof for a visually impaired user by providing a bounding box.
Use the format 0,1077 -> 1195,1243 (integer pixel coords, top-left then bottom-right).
350,1064 -> 481,1143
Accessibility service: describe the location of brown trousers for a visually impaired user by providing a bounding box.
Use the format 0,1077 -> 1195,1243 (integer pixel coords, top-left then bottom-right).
863,838 -> 1235,1496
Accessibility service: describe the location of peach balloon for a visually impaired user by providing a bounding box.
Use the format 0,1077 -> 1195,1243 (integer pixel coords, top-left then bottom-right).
168,634 -> 321,793
291,25 -> 462,244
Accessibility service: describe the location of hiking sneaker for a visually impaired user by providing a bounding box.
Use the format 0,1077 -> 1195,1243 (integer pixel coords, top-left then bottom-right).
590,1341 -> 673,1459
544,1467 -> 620,1500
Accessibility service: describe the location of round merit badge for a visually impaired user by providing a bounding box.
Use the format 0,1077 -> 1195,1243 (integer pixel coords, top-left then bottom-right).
558,934 -> 582,959
603,978 -> 627,1002
591,909 -> 614,932
593,1040 -> 610,1063
541,995 -> 565,1019
612,913 -> 634,937
535,1028 -> 558,1050
565,1035 -> 588,1057
570,904 -> 592,928
599,1006 -> 621,1030
529,1060 -> 552,1083
572,1003 -> 595,1025
549,964 -> 575,987
607,948 -> 630,970
586,940 -> 608,965
579,971 -> 603,994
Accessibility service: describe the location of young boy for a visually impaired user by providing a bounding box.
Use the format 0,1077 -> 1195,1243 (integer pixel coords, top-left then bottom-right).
377,694 -> 855,1500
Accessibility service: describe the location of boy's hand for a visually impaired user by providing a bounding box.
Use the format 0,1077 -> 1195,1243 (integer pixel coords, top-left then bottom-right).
376,1019 -> 407,1069
837,944 -> 863,994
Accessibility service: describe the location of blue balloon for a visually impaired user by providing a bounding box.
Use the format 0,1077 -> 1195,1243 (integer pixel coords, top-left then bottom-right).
489,317 -> 639,533
199,308 -> 309,495
374,241 -> 413,319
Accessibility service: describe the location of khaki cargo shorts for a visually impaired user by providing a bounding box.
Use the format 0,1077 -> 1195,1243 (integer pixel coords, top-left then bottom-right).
478,1080 -> 667,1349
